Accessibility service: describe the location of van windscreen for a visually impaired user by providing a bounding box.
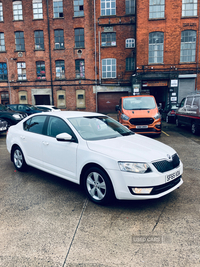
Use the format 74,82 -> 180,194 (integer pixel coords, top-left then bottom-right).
123,97 -> 156,110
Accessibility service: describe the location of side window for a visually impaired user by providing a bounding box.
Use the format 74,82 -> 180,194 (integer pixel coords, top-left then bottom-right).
185,97 -> 193,107
24,116 -> 46,134
47,116 -> 75,138
193,97 -> 199,107
180,98 -> 186,107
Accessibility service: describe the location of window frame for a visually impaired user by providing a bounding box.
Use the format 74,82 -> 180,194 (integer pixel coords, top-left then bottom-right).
180,30 -> 196,63
53,0 -> 63,18
0,32 -> 5,52
33,0 -> 43,19
126,57 -> 135,71
101,32 -> 116,47
15,31 -> 25,51
13,1 -> 23,21
101,0 -> 116,16
34,30 -> 44,50
102,58 -> 116,79
149,32 -> 164,64
182,0 -> 197,17
0,3 -> 3,21
74,28 -> 84,48
73,0 -> 84,17
17,62 -> 27,81
125,38 -> 135,48
36,61 -> 46,80
55,60 -> 65,79
75,59 -> 85,79
0,62 -> 7,81
149,0 -> 165,19
125,0 -> 135,15
54,29 -> 64,49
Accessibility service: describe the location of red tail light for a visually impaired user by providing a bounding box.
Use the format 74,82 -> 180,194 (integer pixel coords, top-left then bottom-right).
170,110 -> 175,115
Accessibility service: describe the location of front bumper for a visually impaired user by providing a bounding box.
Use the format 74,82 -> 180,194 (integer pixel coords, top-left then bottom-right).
121,119 -> 162,135
107,161 -> 183,200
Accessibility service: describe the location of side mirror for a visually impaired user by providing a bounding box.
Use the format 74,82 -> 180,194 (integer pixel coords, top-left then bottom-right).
115,105 -> 120,112
56,132 -> 73,142
26,108 -> 31,111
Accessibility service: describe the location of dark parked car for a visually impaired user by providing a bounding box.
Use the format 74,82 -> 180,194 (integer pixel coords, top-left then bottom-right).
0,119 -> 8,134
176,94 -> 200,135
161,103 -> 178,123
0,104 -> 27,127
7,104 -> 46,116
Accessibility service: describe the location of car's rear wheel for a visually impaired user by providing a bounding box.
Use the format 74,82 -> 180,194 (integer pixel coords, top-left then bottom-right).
176,118 -> 180,127
83,167 -> 114,205
12,146 -> 27,171
166,115 -> 169,123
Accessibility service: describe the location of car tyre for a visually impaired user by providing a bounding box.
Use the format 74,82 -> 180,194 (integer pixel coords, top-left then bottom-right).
176,118 -> 180,127
83,167 -> 114,205
166,115 -> 169,123
12,146 -> 27,172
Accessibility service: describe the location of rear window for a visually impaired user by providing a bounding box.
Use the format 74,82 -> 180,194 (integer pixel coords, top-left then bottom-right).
185,97 -> 193,107
123,97 -> 156,110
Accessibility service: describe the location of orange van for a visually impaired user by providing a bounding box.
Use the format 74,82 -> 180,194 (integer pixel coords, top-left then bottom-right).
115,95 -> 162,136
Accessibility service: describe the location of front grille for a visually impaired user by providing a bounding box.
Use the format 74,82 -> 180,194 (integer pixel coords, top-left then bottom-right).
129,118 -> 154,125
131,128 -> 159,133
152,153 -> 180,173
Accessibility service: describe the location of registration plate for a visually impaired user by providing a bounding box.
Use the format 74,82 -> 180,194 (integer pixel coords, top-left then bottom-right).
136,125 -> 148,129
166,170 -> 180,183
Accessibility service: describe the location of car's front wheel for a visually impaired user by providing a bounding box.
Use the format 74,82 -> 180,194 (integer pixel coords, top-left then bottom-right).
191,122 -> 199,135
12,146 -> 27,171
83,167 -> 114,205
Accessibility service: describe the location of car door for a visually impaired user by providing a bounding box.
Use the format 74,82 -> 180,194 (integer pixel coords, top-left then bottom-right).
176,98 -> 186,124
22,115 -> 47,168
42,116 -> 78,182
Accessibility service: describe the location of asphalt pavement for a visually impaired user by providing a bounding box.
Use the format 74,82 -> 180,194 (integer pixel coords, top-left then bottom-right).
0,121 -> 200,267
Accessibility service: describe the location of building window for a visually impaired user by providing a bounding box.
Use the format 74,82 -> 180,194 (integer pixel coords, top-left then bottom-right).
182,0 -> 197,17
34,31 -> 44,50
53,0 -> 63,18
126,58 -> 135,71
101,32 -> 116,46
54,30 -> 64,49
15,31 -> 25,51
36,61 -> 46,79
101,0 -> 116,16
0,33 -> 5,51
17,62 -> 26,80
13,1 -> 23,21
74,0 -> 84,17
0,63 -> 7,80
75,59 -> 85,78
0,3 -> 3,21
149,32 -> 164,64
33,0 -> 43,19
55,60 -> 65,79
126,38 -> 135,48
126,0 -> 135,14
149,0 -> 165,19
180,30 -> 196,63
75,29 -> 84,48
102,58 -> 116,78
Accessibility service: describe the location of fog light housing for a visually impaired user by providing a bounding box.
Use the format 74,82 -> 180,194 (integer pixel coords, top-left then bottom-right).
131,187 -> 153,194
155,124 -> 161,129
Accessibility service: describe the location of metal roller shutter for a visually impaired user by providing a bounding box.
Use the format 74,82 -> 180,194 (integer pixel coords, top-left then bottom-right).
178,79 -> 195,102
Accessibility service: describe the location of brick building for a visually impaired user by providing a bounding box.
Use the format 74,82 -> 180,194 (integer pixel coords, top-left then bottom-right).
0,0 -> 135,113
133,0 -> 200,109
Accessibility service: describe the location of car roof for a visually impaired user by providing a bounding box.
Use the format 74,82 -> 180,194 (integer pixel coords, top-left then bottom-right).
121,95 -> 155,99
27,111 -> 105,119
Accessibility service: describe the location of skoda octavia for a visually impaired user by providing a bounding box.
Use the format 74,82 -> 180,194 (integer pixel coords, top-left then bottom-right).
6,111 -> 183,205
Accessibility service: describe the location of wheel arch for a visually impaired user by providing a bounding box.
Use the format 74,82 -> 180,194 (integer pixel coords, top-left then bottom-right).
11,144 -> 21,162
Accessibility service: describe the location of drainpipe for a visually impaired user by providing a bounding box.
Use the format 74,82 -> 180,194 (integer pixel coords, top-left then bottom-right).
5,57 -> 12,104
46,0 -> 54,105
196,3 -> 200,91
94,0 -> 98,112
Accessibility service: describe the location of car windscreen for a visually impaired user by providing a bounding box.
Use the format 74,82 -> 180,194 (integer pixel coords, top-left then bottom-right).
123,97 -> 156,110
68,116 -> 134,140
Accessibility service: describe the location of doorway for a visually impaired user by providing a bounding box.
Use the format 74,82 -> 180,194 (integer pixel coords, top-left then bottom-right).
34,95 -> 50,105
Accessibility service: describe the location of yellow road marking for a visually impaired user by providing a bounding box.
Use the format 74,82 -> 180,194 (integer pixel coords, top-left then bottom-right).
162,130 -> 170,136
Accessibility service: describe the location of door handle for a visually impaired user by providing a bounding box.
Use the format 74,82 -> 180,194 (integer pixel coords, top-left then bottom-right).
42,141 -> 49,146
20,136 -> 25,140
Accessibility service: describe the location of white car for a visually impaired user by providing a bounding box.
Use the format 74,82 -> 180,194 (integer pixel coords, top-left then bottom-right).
36,105 -> 61,112
6,111 -> 183,205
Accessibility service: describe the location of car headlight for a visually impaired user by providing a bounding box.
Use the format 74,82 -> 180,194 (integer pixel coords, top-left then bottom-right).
154,112 -> 161,120
118,162 -> 152,173
121,114 -> 129,121
12,114 -> 21,120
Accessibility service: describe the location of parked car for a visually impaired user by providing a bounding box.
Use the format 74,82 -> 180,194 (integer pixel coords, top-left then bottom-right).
6,111 -> 183,205
7,104 -> 46,116
0,104 -> 27,127
161,103 -> 178,123
175,94 -> 200,135
36,105 -> 61,112
0,118 -> 8,134
115,95 -> 162,136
